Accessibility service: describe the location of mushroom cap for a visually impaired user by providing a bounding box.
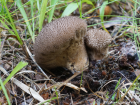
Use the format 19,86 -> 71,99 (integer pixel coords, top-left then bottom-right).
85,29 -> 112,60
34,16 -> 89,73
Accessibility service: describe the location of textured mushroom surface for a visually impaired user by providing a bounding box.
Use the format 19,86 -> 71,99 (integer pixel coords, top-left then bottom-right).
34,16 -> 89,73
85,29 -> 112,60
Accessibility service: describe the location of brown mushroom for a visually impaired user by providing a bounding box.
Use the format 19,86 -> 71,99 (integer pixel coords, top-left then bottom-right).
97,5 -> 112,16
34,16 -> 89,73
85,29 -> 112,60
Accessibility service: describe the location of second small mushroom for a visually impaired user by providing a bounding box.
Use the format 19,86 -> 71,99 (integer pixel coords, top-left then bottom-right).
85,29 -> 112,61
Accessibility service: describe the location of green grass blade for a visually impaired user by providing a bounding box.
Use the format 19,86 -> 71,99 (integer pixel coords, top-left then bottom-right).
0,78 -> 11,105
81,0 -> 95,14
82,0 -> 94,7
39,0 -> 48,32
16,0 -> 34,42
0,3 -> 6,15
99,1 -> 109,33
2,0 -> 23,45
36,0 -> 40,11
112,78 -> 121,100
39,97 -> 58,105
119,73 -> 140,102
78,0 -> 82,18
61,2 -> 80,17
48,0 -> 59,23
0,61 -> 28,90
92,100 -> 95,105
0,20 -> 15,35
30,0 -> 35,37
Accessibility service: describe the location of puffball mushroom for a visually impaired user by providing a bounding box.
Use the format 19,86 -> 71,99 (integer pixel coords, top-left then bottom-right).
85,29 -> 112,60
34,16 -> 89,73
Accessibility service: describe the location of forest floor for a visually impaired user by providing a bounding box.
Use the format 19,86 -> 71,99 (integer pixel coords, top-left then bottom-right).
1,1 -> 140,105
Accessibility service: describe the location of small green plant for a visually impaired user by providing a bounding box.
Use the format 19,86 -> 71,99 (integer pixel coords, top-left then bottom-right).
1,0 -> 23,45
0,61 -> 28,90
0,77 -> 11,105
106,91 -> 109,99
0,61 -> 27,105
61,0 -> 95,18
112,78 -> 121,101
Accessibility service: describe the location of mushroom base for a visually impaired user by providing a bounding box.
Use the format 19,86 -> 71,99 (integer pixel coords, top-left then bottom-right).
37,40 -> 89,74
87,47 -> 109,61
